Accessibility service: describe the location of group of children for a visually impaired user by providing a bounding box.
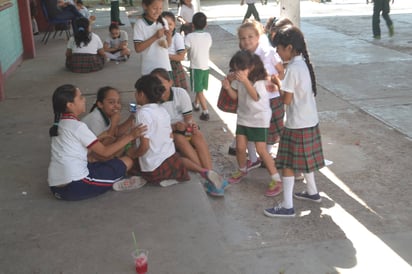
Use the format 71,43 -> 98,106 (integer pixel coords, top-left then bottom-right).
50,0 -> 326,218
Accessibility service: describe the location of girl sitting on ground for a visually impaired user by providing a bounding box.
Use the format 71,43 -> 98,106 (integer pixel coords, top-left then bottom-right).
47,84 -> 147,201
66,17 -> 106,73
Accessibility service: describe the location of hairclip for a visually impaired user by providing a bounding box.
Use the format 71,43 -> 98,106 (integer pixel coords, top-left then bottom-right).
78,27 -> 85,32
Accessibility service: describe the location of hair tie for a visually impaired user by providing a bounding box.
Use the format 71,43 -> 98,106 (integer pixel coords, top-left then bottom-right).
53,122 -> 59,126
78,27 -> 85,32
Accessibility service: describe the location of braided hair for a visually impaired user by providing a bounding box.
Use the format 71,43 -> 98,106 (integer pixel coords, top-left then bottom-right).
49,84 -> 77,137
272,25 -> 317,96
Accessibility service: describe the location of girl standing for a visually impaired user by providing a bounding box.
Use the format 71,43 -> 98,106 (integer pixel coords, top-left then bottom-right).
162,11 -> 188,90
66,17 -> 106,73
177,0 -> 194,35
237,20 -> 284,197
264,26 -> 325,218
133,0 -> 171,75
47,84 -> 147,201
222,51 -> 280,192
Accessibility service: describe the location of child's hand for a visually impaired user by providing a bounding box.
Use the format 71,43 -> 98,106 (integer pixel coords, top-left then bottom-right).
111,111 -> 121,126
235,69 -> 249,83
222,78 -> 231,90
155,28 -> 165,39
227,72 -> 236,81
174,121 -> 186,132
130,123 -> 147,139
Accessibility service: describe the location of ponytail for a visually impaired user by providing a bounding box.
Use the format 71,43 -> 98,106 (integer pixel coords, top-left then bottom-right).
302,48 -> 317,96
49,112 -> 60,137
50,84 -> 77,137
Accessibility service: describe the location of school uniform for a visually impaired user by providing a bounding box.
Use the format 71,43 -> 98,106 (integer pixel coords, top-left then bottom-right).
66,33 -> 105,73
276,55 -> 325,173
133,17 -> 171,75
168,32 -> 188,89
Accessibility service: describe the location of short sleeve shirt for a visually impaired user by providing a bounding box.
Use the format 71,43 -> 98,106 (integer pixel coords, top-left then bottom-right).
161,87 -> 192,124
178,4 -> 194,23
105,30 -> 128,49
67,32 -> 103,54
168,32 -> 185,55
81,108 -> 110,136
133,17 -> 171,74
184,31 -> 212,70
282,55 -> 319,129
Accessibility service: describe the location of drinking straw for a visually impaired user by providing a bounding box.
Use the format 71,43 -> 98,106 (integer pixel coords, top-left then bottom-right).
132,232 -> 139,252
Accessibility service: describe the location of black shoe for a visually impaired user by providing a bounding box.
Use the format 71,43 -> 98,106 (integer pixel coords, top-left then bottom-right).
118,22 -> 125,26
228,147 -> 236,156
192,102 -> 200,111
199,113 -> 210,121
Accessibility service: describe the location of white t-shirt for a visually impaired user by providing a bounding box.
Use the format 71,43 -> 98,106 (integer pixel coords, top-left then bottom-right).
134,103 -> 175,172
282,55 -> 319,129
178,4 -> 194,23
105,30 -> 128,49
184,31 -> 212,70
231,79 -> 271,128
254,42 -> 282,98
81,108 -> 110,136
48,118 -> 98,186
67,33 -> 103,54
133,17 -> 172,74
168,32 -> 185,55
161,87 -> 192,124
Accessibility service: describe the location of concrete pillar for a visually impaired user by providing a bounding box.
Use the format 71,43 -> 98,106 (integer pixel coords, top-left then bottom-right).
193,0 -> 200,12
280,0 -> 300,27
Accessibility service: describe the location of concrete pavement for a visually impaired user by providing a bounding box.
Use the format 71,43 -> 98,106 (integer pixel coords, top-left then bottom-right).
1,0 -> 412,273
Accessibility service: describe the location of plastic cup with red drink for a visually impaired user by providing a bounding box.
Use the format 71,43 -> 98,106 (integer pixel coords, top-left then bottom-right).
132,249 -> 148,274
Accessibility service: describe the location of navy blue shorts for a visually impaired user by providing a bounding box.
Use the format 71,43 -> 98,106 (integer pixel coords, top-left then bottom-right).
50,158 -> 126,201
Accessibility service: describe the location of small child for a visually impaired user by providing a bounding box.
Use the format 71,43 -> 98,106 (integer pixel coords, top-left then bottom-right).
133,0 -> 171,75
104,23 -> 131,62
75,0 -> 96,23
162,11 -> 188,90
222,51 -> 282,194
177,0 -> 194,35
264,26 -> 325,218
47,84 -> 147,201
184,12 -> 212,121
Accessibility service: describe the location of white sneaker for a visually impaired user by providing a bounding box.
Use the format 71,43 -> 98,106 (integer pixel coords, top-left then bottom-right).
113,176 -> 147,191
160,179 -> 179,187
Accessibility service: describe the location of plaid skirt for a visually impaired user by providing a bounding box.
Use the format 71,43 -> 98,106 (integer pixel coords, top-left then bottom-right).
130,153 -> 190,184
170,60 -> 188,90
276,124 -> 325,173
267,97 -> 284,145
66,54 -> 105,73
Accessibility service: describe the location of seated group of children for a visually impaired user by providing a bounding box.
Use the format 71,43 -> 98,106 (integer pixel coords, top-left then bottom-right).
48,67 -> 227,201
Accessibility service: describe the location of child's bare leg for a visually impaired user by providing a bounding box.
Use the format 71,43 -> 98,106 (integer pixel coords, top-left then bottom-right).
255,141 -> 277,175
236,135 -> 248,169
120,156 -> 134,171
174,134 -> 202,166
197,92 -> 208,111
190,132 -> 213,169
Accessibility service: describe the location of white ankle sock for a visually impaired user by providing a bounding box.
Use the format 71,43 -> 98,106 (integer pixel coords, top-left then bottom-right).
281,176 -> 295,209
304,172 -> 318,195
271,173 -> 281,182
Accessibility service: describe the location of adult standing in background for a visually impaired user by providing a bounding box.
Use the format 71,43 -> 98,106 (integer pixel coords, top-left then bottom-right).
111,0 -> 125,25
372,0 -> 394,39
241,0 -> 260,23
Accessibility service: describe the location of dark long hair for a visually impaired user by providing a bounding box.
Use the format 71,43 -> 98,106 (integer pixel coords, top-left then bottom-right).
134,75 -> 165,104
49,84 -> 77,137
89,86 -> 118,126
142,0 -> 165,26
74,17 -> 91,48
229,50 -> 267,83
272,25 -> 317,96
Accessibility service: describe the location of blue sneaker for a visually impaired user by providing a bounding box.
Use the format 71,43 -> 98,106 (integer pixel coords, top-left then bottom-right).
263,205 -> 295,218
294,191 -> 322,203
204,181 -> 224,197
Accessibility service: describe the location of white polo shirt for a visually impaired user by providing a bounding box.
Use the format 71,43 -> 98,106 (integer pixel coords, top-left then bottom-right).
67,33 -> 103,54
184,31 -> 212,70
81,108 -> 110,136
161,87 -> 192,124
282,55 -> 319,129
231,79 -> 271,128
48,119 -> 98,186
134,103 -> 175,172
178,4 -> 194,23
133,17 -> 172,74
168,32 -> 185,55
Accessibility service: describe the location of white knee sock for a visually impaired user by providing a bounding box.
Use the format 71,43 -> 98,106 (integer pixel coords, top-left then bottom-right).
304,172 -> 318,195
266,144 -> 273,154
247,141 -> 258,162
281,176 -> 295,209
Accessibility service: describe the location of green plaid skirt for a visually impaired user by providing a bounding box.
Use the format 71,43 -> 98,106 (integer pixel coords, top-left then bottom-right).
131,153 -> 190,184
276,124 -> 325,173
267,97 -> 284,145
170,60 -> 188,90
66,54 -> 105,73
